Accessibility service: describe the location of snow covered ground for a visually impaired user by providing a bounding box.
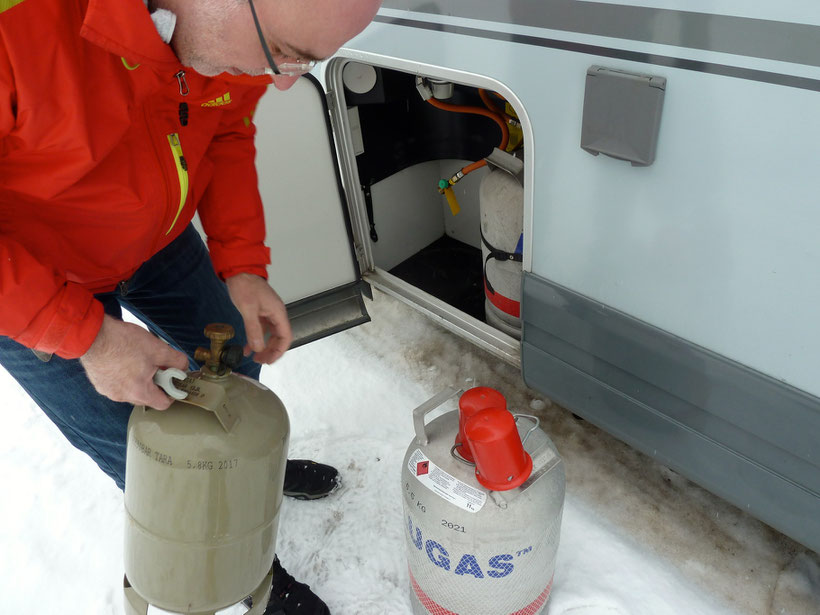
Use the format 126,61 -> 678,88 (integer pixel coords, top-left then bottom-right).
1,290 -> 818,615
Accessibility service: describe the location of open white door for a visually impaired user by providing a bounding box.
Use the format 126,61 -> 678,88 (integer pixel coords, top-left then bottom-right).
252,75 -> 369,347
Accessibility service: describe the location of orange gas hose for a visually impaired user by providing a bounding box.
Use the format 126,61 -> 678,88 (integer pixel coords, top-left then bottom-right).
478,88 -> 503,116
426,97 -> 509,151
461,160 -> 487,175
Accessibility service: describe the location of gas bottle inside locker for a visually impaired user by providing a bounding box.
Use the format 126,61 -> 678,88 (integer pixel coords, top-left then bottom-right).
123,324 -> 289,615
402,387 -> 565,615
480,150 -> 524,340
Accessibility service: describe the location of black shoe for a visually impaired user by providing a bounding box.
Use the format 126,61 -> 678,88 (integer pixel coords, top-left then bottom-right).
283,460 -> 340,500
246,556 -> 330,615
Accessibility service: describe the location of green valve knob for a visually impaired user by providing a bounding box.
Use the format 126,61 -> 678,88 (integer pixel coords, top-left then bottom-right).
438,179 -> 450,190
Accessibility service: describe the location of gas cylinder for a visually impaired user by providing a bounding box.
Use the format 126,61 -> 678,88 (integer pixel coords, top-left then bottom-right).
402,387 -> 565,615
479,149 -> 524,339
123,324 -> 289,615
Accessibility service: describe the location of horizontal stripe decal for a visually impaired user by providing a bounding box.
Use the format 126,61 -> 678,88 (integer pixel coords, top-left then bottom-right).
380,0 -> 820,68
374,16 -> 820,93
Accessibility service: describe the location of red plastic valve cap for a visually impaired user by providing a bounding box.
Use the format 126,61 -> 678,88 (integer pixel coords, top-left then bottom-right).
465,407 -> 533,491
455,387 -> 507,462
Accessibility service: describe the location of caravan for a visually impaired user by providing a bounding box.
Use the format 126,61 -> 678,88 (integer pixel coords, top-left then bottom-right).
250,1 -> 820,553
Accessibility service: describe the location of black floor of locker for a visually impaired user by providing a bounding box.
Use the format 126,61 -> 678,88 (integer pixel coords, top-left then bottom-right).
388,235 -> 485,323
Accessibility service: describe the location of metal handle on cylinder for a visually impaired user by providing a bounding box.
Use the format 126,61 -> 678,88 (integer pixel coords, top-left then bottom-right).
450,443 -> 476,467
412,388 -> 462,445
513,413 -> 541,447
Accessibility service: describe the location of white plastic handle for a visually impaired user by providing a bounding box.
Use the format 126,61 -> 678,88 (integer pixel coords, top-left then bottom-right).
153,368 -> 189,400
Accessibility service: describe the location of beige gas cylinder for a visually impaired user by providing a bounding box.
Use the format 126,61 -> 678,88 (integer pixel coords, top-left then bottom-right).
123,324 -> 289,615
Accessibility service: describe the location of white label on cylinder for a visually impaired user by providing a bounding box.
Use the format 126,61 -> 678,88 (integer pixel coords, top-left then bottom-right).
408,449 -> 487,513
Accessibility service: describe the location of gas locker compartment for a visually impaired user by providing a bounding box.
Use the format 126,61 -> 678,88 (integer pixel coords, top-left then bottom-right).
325,60 -> 527,365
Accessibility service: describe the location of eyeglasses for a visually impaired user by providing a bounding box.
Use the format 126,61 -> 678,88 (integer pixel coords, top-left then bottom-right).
248,0 -> 319,77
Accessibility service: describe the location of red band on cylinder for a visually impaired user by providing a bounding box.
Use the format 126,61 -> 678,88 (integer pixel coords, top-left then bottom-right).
410,568 -> 554,614
484,280 -> 521,318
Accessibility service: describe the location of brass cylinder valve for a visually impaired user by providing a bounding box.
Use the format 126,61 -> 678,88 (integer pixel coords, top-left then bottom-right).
194,323 -> 243,375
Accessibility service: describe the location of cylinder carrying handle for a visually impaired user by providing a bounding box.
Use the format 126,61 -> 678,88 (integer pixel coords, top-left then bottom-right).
450,443 -> 476,467
513,413 -> 540,447
451,411 -> 538,465
412,387 -> 462,445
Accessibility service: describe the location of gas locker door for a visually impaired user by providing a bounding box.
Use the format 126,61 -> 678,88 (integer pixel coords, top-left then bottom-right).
253,74 -> 369,348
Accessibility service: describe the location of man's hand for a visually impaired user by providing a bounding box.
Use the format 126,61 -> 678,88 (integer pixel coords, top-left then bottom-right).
225,273 -> 293,364
80,315 -> 190,410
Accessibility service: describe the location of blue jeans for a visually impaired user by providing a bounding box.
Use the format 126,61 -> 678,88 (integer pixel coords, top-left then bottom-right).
0,225 -> 260,490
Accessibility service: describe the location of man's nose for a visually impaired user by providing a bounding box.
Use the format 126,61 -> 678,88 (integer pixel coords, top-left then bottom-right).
272,75 -> 301,91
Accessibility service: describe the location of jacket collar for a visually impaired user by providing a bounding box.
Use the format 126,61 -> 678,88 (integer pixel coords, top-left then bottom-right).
80,0 -> 273,87
80,0 -> 181,70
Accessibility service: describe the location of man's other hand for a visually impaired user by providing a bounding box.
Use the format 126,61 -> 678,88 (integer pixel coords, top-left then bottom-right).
80,315 -> 190,410
225,273 -> 293,364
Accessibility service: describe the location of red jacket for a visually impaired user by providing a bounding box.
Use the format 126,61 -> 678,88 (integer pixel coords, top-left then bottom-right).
0,0 -> 272,358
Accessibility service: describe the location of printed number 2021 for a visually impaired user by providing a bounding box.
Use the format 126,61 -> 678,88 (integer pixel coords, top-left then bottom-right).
441,519 -> 466,533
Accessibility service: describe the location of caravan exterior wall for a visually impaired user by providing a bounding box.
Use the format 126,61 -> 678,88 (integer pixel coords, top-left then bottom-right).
329,1 -> 820,552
